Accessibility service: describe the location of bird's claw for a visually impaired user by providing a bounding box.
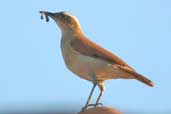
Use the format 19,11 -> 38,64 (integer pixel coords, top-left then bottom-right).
81,102 -> 103,111
88,102 -> 103,107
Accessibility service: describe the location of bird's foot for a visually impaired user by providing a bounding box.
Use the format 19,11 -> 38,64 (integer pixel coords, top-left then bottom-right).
81,103 -> 103,111
88,102 -> 103,107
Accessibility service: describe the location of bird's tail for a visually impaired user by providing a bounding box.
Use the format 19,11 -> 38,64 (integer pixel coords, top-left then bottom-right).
129,70 -> 154,87
119,66 -> 154,87
134,72 -> 154,87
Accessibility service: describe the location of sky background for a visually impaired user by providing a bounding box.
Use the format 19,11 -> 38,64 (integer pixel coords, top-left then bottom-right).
0,0 -> 171,113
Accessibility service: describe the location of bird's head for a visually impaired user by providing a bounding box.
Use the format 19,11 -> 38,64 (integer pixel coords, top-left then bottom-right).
40,11 -> 82,34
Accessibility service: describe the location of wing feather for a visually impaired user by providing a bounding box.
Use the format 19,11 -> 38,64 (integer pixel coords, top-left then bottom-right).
70,36 -> 135,71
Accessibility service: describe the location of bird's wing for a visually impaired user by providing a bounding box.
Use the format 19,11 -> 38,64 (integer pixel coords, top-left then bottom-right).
70,36 -> 135,71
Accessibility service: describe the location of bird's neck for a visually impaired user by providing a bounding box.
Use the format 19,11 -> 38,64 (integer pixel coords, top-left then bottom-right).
61,28 -> 84,38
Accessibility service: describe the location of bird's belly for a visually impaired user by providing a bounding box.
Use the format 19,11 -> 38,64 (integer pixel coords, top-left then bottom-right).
61,44 -> 119,81
62,49 -> 96,81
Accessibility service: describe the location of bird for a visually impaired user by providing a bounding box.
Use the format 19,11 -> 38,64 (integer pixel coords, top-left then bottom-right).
39,11 -> 154,110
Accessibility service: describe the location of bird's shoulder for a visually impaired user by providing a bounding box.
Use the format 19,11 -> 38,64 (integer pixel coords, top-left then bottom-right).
70,36 -> 135,71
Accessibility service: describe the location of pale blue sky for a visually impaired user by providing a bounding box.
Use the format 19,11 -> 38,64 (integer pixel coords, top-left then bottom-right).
0,0 -> 171,113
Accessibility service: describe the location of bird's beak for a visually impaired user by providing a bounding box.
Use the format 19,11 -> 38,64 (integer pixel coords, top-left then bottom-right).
39,11 -> 56,22
46,12 -> 55,18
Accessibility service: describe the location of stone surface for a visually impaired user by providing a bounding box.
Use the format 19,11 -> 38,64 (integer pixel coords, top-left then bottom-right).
78,106 -> 123,114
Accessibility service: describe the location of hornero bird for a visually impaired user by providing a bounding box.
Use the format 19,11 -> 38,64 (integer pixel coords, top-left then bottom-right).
39,11 -> 154,110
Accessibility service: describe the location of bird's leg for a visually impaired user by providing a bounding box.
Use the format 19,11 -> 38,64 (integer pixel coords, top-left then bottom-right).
82,83 -> 97,110
95,81 -> 105,107
86,81 -> 105,107
95,90 -> 104,107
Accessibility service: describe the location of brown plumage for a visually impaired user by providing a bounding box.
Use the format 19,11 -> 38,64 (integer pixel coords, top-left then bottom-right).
70,36 -> 135,71
70,36 -> 153,87
40,11 -> 154,110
